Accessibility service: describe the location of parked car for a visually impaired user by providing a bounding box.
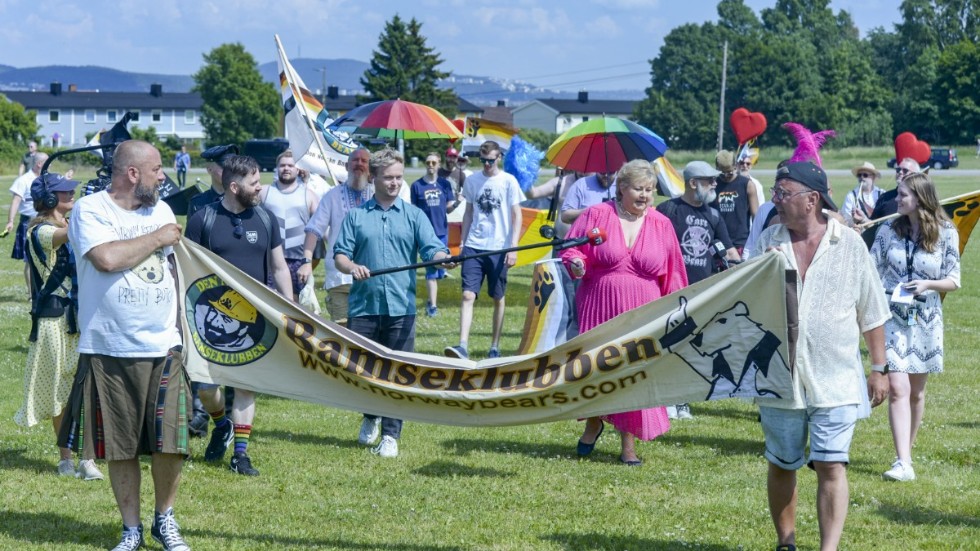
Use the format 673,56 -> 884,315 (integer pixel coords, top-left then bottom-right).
886,147 -> 959,170
242,138 -> 290,171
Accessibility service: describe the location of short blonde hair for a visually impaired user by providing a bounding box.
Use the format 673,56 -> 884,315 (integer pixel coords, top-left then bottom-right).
615,160 -> 657,199
369,148 -> 404,177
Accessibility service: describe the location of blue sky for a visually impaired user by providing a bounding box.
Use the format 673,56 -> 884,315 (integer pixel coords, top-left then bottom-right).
1,0 -> 901,91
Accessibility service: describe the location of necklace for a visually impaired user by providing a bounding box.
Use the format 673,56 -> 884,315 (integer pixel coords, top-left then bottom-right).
616,200 -> 638,221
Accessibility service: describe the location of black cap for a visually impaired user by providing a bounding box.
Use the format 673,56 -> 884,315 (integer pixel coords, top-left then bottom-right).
775,161 -> 837,212
201,144 -> 239,165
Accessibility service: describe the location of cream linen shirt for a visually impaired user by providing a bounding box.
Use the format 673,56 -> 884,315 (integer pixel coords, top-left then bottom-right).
753,217 -> 890,409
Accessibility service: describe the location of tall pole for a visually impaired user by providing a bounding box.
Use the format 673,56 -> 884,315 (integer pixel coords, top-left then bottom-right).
717,40 -> 728,152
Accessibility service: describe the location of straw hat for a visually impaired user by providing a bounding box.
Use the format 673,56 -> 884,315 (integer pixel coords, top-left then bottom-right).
850,161 -> 880,178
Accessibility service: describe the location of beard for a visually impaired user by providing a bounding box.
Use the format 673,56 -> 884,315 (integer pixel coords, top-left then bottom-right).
235,186 -> 261,208
278,171 -> 297,186
695,186 -> 716,205
134,180 -> 159,206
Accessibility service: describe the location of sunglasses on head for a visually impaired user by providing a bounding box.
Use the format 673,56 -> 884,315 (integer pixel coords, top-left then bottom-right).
232,216 -> 243,239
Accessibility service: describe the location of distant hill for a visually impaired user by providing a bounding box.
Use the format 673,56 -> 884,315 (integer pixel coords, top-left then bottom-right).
0,60 -> 644,106
0,65 -> 193,93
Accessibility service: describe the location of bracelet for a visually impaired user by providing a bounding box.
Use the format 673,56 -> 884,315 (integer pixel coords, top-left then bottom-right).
871,363 -> 889,374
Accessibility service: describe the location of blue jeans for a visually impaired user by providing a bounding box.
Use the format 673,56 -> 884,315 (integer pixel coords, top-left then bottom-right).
347,315 -> 416,439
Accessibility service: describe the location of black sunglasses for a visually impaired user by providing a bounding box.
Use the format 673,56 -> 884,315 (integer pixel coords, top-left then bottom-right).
479,157 -> 498,164
232,216 -> 243,238
896,167 -> 911,175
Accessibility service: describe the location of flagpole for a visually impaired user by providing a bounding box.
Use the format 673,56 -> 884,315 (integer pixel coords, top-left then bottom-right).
275,35 -> 340,186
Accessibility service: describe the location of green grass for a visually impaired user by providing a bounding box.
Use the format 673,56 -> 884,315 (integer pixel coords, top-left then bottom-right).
0,164 -> 978,550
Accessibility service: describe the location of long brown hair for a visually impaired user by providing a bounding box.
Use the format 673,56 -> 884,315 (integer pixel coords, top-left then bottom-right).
891,172 -> 949,252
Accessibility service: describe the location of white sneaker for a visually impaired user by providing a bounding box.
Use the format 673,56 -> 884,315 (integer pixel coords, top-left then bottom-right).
57,459 -> 75,477
358,416 -> 381,445
665,405 -> 678,419
372,435 -> 398,458
76,459 -> 104,480
883,459 -> 915,481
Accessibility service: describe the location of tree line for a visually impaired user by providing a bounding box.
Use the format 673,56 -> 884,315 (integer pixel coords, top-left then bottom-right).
636,0 -> 980,150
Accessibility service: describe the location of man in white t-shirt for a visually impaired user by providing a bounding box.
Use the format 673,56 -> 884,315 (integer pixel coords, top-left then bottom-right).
6,152 -> 48,289
444,140 -> 523,360
58,140 -> 191,551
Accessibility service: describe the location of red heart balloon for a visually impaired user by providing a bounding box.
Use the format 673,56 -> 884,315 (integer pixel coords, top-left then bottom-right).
894,132 -> 930,165
452,119 -> 466,133
730,108 -> 767,145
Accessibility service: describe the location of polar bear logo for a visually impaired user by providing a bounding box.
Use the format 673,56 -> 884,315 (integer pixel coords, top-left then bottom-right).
132,250 -> 166,285
659,296 -> 792,400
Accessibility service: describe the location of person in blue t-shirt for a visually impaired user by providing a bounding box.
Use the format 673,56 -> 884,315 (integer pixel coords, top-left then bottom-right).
410,152 -> 461,317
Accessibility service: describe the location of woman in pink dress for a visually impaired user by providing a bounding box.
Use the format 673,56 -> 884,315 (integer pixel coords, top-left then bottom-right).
560,160 -> 688,465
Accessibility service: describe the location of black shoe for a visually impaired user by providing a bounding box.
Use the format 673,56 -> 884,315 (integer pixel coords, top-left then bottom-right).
204,421 -> 233,462
188,412 -> 209,438
619,455 -> 643,467
230,451 -> 260,476
151,508 -> 189,550
576,422 -> 604,456
775,545 -> 797,551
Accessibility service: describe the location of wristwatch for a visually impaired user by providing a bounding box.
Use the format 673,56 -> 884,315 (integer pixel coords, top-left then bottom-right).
871,363 -> 889,374
301,257 -> 312,265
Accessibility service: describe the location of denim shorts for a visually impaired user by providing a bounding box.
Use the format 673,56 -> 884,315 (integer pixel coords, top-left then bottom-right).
759,404 -> 859,470
460,246 -> 508,299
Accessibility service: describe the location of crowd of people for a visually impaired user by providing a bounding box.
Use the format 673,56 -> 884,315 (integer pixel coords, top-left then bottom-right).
6,137 -> 962,550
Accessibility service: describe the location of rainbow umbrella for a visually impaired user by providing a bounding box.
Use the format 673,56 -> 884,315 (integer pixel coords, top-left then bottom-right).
326,99 -> 463,141
546,117 -> 669,173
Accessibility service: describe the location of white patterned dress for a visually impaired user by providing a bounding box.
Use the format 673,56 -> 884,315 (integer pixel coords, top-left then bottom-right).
870,221 -> 961,374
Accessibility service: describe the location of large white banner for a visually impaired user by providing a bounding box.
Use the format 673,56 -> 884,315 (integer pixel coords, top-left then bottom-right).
177,239 -> 795,426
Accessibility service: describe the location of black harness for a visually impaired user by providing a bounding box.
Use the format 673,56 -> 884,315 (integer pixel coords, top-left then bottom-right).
25,223 -> 78,341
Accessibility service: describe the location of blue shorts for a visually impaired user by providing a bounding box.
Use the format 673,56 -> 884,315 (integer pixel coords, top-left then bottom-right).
425,235 -> 449,280
759,404 -> 858,470
460,246 -> 508,300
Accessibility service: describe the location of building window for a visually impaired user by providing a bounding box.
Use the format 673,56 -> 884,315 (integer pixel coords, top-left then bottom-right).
582,116 -> 589,122
129,111 -> 140,122
48,110 -> 60,123
85,110 -> 96,123
184,109 -> 196,124
107,110 -> 118,123
151,109 -> 162,123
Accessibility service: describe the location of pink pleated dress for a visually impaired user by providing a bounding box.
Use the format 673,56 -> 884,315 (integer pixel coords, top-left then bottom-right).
560,201 -> 688,440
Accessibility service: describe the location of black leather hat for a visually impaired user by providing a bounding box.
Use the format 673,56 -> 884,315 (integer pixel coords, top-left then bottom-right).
201,144 -> 240,165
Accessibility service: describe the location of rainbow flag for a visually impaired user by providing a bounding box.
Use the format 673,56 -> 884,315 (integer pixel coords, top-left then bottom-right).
463,117 -> 518,150
275,35 -> 358,184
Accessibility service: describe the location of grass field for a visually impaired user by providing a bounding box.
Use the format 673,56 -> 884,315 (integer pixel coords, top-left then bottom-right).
0,158 -> 978,550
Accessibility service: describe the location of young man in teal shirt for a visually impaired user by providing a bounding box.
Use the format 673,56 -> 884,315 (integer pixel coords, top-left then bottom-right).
334,148 -> 453,458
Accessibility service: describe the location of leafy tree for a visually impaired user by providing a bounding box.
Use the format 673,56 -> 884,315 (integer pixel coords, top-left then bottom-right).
193,43 -> 279,146
360,15 -> 457,116
935,39 -> 980,143
0,97 -> 39,165
519,128 -> 559,155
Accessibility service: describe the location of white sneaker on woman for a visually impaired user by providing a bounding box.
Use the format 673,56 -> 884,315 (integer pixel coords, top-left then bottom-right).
883,459 -> 915,481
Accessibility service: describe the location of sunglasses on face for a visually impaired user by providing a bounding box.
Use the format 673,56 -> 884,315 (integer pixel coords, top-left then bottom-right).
232,216 -> 243,238
480,157 -> 497,165
857,172 -> 873,178
896,167 -> 911,175
425,161 -> 439,167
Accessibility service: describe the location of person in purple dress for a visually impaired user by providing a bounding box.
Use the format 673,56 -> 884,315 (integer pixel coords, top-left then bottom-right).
559,160 -> 688,465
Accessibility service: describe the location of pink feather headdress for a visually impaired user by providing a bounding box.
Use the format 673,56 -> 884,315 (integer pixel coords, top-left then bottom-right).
782,122 -> 835,167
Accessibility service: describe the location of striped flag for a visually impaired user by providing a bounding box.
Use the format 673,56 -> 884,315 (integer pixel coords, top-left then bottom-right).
517,259 -> 579,354
653,156 -> 684,198
446,207 -> 552,268
463,117 -> 518,150
274,35 -> 358,184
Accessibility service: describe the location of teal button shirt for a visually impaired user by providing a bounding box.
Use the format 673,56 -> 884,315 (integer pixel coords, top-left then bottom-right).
333,197 -> 449,317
